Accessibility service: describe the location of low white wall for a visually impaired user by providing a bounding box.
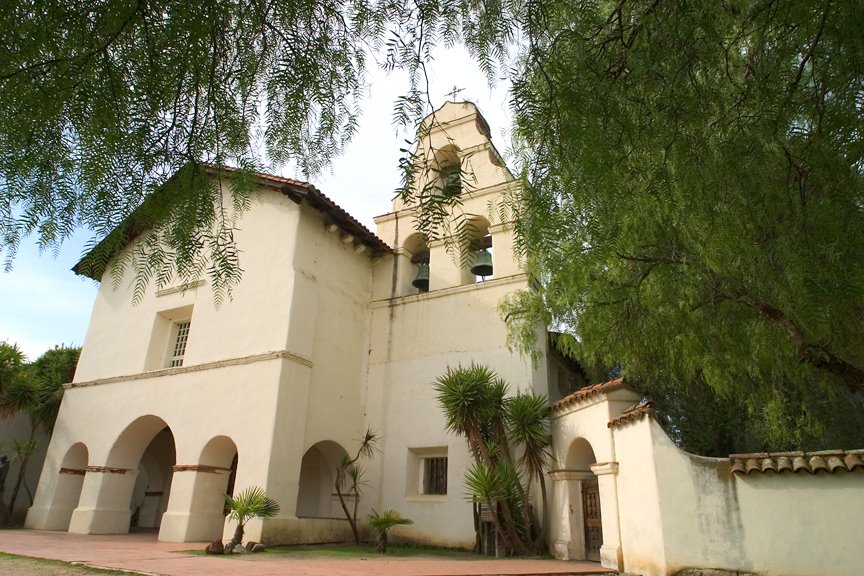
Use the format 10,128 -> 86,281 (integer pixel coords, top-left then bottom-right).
260,516 -> 354,545
612,417 -> 666,575
615,417 -> 864,576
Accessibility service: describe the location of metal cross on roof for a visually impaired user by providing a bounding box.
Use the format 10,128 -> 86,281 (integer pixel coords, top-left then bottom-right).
446,85 -> 465,101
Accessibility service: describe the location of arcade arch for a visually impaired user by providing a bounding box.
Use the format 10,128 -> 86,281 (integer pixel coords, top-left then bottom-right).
39,443 -> 89,531
296,441 -> 349,518
557,437 -> 602,562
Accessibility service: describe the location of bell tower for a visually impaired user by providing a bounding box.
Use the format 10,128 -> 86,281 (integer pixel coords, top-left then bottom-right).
372,101 -> 522,298
364,101 -> 543,549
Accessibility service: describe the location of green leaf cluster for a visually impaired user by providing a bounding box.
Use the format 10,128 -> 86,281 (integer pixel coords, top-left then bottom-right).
0,342 -> 80,524
501,0 -> 864,452
0,0 -> 519,297
224,485 -> 280,549
4,0 -> 863,453
434,363 -> 550,555
368,508 -> 413,554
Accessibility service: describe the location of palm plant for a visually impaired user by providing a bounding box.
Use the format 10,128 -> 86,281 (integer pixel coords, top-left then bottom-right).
506,393 -> 552,547
368,509 -> 413,553
434,364 -> 529,555
224,486 -> 280,550
335,428 -> 378,544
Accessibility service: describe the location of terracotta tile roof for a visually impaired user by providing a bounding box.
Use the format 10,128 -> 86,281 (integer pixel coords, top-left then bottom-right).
74,164 -> 392,280
730,450 -> 864,475
222,166 -> 392,255
608,401 -> 655,429
551,378 -> 627,412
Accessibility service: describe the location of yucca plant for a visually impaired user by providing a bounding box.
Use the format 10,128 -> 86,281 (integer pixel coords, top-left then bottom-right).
434,364 -> 529,555
224,486 -> 280,550
368,509 -> 413,553
335,428 -> 379,544
506,392 -> 551,547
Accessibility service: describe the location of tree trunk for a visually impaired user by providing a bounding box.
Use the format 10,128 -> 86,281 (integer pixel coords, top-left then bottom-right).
473,502 -> 482,554
532,471 -> 549,551
228,522 -> 244,550
484,498 -> 508,557
335,482 -> 361,544
8,431 -> 36,520
0,493 -> 10,526
8,457 -> 28,519
468,427 -> 529,555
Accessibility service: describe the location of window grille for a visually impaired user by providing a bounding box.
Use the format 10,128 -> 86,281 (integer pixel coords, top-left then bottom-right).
169,321 -> 191,367
422,457 -> 448,495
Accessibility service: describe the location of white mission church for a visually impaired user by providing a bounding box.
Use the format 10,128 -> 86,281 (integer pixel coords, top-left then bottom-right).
22,102 -> 863,576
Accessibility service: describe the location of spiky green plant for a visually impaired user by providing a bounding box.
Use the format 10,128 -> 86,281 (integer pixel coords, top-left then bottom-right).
368,509 -> 413,554
224,486 -> 280,550
0,345 -> 80,524
335,428 -> 379,544
434,364 -> 529,555
506,393 -> 551,546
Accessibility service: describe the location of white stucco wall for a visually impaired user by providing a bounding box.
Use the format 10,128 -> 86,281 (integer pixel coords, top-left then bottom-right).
27,101 -> 546,550
28,179 -> 377,544
552,393 -> 864,576
643,418 -> 864,576
364,277 -> 535,547
73,185 -> 306,383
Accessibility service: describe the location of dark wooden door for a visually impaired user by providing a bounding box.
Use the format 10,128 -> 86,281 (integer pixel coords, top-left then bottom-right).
581,479 -> 602,562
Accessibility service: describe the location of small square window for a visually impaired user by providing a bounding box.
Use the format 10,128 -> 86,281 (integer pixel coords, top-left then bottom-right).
409,447 -> 448,497
168,320 -> 191,367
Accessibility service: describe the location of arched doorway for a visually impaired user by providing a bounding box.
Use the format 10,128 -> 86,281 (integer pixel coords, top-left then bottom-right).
69,415 -> 176,536
158,434 -> 238,543
565,437 -> 601,562
296,441 -> 348,518
130,428 -> 176,530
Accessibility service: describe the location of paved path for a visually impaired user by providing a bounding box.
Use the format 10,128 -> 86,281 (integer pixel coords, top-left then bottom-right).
0,530 -> 613,576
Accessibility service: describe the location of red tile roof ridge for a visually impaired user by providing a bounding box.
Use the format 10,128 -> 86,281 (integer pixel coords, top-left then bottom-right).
74,163 -> 393,280
550,378 -> 627,412
215,165 -> 392,254
608,400 -> 655,429
730,449 -> 864,475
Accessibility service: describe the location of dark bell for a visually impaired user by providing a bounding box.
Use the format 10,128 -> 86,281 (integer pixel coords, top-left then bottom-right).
412,262 -> 430,291
470,249 -> 493,277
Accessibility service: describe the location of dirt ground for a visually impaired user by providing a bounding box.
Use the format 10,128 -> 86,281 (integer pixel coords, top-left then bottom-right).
0,554 -> 143,576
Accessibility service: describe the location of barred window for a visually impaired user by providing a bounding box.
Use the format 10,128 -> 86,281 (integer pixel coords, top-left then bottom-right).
422,457 -> 448,495
169,321 -> 191,367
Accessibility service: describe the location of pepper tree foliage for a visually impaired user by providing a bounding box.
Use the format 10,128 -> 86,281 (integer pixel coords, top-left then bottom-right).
2,1 -> 863,451
0,0 -> 511,302
499,0 -> 864,452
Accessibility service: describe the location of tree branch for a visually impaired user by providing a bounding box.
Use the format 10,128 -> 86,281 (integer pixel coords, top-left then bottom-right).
728,291 -> 864,394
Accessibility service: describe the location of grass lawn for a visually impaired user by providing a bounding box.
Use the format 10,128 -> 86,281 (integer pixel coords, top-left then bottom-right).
181,542 -> 483,560
0,552 -> 146,576
269,543 -> 479,558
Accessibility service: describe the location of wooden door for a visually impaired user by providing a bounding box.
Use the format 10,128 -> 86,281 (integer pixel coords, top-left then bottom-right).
581,479 -> 603,562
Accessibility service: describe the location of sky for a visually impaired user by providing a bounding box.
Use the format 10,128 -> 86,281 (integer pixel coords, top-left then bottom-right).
0,46 -> 513,362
